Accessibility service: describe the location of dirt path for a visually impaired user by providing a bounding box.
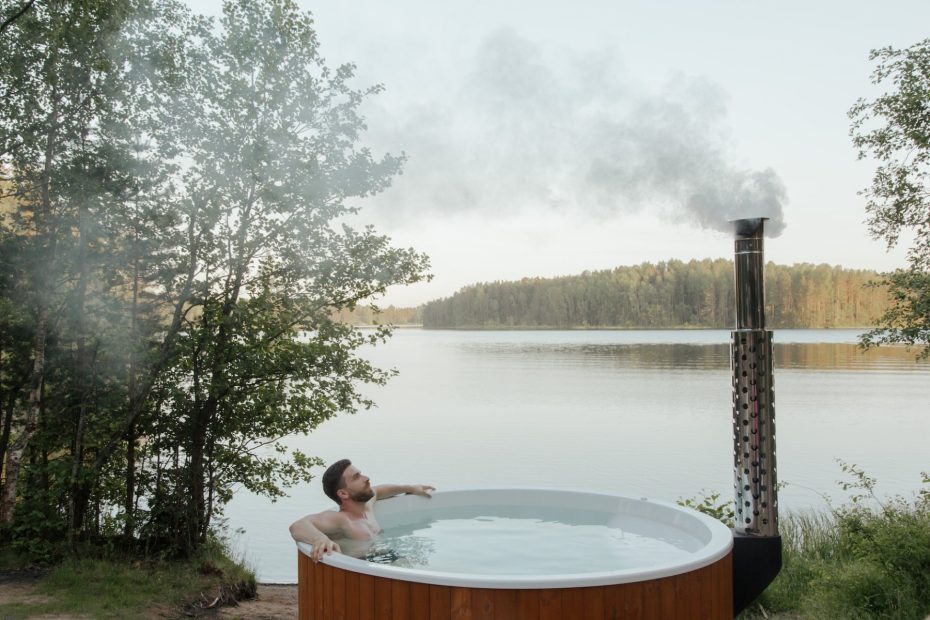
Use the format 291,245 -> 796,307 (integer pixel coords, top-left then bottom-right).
213,584 -> 297,619
0,572 -> 296,620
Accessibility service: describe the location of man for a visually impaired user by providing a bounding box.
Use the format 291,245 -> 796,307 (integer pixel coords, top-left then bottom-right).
289,459 -> 435,561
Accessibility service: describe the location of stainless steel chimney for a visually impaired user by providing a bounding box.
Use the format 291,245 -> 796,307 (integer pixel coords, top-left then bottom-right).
730,217 -> 782,616
732,218 -> 778,536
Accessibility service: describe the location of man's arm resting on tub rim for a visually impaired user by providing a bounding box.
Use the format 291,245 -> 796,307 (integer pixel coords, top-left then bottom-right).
373,484 -> 436,500
289,511 -> 345,562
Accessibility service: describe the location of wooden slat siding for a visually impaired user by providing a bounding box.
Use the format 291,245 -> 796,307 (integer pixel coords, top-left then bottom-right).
659,575 -> 678,620
298,553 -> 309,620
667,574 -> 683,619
705,556 -> 720,620
373,576 -> 393,618
295,551 -> 733,619
357,573 -> 375,620
312,559 -> 324,620
602,582 -> 619,620
450,587 -> 472,620
704,558 -> 718,620
719,552 -> 733,620
409,582 -> 431,620
582,586 -> 605,619
492,589 -> 517,620
332,563 -> 347,620
688,567 -> 702,618
391,579 -> 410,620
430,584 -> 452,620
622,581 -> 646,619
537,589 -> 562,620
344,569 -> 360,620
322,562 -> 334,619
470,588 -> 494,619
694,559 -> 708,619
562,587 -> 585,620
517,589 -> 539,619
673,569 -> 688,618
640,576 -> 662,620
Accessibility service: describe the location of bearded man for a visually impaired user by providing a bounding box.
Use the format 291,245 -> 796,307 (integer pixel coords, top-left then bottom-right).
289,459 -> 435,561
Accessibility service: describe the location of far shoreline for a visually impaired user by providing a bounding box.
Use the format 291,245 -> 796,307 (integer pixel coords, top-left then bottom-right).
357,325 -> 875,331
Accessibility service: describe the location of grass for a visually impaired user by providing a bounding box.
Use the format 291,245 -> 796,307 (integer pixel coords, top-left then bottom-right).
0,539 -> 256,619
735,470 -> 930,619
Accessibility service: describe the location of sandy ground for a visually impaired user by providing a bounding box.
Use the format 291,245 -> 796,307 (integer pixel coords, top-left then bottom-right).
0,572 -> 297,620
212,584 -> 297,619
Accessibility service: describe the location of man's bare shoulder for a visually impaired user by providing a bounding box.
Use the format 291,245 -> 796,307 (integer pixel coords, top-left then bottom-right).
291,508 -> 349,535
311,509 -> 349,526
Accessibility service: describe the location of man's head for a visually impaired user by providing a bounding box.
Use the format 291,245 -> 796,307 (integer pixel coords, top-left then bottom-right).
322,459 -> 374,506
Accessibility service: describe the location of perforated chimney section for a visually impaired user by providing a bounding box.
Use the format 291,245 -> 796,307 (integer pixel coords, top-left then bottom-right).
732,218 -> 778,537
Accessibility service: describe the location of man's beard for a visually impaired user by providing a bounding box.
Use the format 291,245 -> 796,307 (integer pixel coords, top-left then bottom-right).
349,488 -> 374,503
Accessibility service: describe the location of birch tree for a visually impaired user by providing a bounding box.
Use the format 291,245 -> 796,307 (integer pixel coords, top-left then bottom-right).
850,38 -> 930,359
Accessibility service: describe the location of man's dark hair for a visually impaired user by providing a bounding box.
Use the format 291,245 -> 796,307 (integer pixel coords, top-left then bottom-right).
322,459 -> 352,504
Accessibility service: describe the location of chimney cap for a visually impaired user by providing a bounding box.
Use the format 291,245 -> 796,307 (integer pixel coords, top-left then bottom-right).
730,217 -> 768,238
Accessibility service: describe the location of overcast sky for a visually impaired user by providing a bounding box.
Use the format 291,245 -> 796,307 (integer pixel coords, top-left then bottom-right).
192,0 -> 930,306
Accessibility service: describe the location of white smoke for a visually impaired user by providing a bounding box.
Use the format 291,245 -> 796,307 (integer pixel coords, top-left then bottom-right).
360,28 -> 786,236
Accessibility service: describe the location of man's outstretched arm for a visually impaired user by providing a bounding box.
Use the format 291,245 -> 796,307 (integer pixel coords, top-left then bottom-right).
373,484 -> 435,500
289,511 -> 344,562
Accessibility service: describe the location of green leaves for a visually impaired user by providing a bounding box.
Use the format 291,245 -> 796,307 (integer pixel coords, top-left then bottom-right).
0,0 -> 428,556
851,39 -> 930,360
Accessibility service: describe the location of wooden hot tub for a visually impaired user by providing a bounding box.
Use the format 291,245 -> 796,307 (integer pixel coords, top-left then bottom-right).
296,489 -> 734,619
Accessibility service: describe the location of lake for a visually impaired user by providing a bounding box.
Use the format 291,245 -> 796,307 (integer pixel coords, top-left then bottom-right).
225,328 -> 930,583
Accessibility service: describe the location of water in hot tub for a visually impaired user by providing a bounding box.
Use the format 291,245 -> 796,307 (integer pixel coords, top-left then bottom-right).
356,505 -> 702,574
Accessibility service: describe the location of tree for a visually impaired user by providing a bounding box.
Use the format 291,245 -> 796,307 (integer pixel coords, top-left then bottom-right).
0,0 -> 209,546
128,0 -> 430,551
0,0 -> 429,557
0,0 -> 140,526
850,39 -> 930,359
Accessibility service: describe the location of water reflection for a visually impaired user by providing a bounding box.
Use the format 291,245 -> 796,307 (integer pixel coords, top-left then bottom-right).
461,341 -> 930,372
228,329 -> 930,583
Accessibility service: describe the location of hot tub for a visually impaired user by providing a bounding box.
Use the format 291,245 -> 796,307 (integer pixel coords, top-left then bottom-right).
296,488 -> 733,619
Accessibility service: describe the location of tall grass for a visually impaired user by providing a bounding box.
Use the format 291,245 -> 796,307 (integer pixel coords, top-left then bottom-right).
0,537 -> 256,619
739,467 -> 930,619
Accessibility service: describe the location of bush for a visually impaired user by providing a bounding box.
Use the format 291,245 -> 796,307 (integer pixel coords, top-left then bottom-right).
807,559 -> 918,619
733,465 -> 930,619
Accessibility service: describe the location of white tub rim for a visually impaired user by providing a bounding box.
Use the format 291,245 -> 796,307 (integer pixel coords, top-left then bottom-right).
296,487 -> 733,589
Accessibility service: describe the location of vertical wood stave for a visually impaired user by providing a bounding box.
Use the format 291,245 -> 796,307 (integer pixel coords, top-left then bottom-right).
296,551 -> 733,619
357,573 -> 374,620
410,582 -> 431,620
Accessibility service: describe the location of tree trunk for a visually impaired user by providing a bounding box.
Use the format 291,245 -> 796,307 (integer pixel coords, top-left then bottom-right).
124,420 -> 135,539
0,386 -> 18,493
0,81 -> 59,525
186,313 -> 209,551
0,357 -> 31,506
0,307 -> 48,524
68,198 -> 90,543
123,224 -> 141,540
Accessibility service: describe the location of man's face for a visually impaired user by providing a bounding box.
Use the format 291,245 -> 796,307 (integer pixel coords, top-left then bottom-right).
339,465 -> 374,503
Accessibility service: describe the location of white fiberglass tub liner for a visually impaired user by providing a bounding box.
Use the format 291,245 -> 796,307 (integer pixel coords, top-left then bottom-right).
296,488 -> 733,589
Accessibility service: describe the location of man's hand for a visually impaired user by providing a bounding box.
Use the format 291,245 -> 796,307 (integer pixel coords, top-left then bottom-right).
310,537 -> 340,562
408,485 -> 435,498
373,483 -> 437,500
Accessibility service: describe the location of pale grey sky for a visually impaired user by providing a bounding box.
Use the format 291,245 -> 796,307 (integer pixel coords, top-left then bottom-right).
190,0 -> 929,306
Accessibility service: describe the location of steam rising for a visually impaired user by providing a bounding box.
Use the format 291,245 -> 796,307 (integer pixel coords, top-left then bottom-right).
362,28 -> 786,236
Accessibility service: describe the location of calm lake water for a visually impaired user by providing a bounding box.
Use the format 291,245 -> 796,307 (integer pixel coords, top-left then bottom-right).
225,329 -> 930,583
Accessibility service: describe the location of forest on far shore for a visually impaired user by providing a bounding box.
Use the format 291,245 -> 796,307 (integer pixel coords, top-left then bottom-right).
411,259 -> 889,329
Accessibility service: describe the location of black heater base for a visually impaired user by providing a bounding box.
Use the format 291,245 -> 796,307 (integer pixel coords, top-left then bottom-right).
731,531 -> 782,616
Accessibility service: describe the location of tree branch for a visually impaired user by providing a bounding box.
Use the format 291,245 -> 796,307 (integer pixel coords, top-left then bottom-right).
0,0 -> 36,36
